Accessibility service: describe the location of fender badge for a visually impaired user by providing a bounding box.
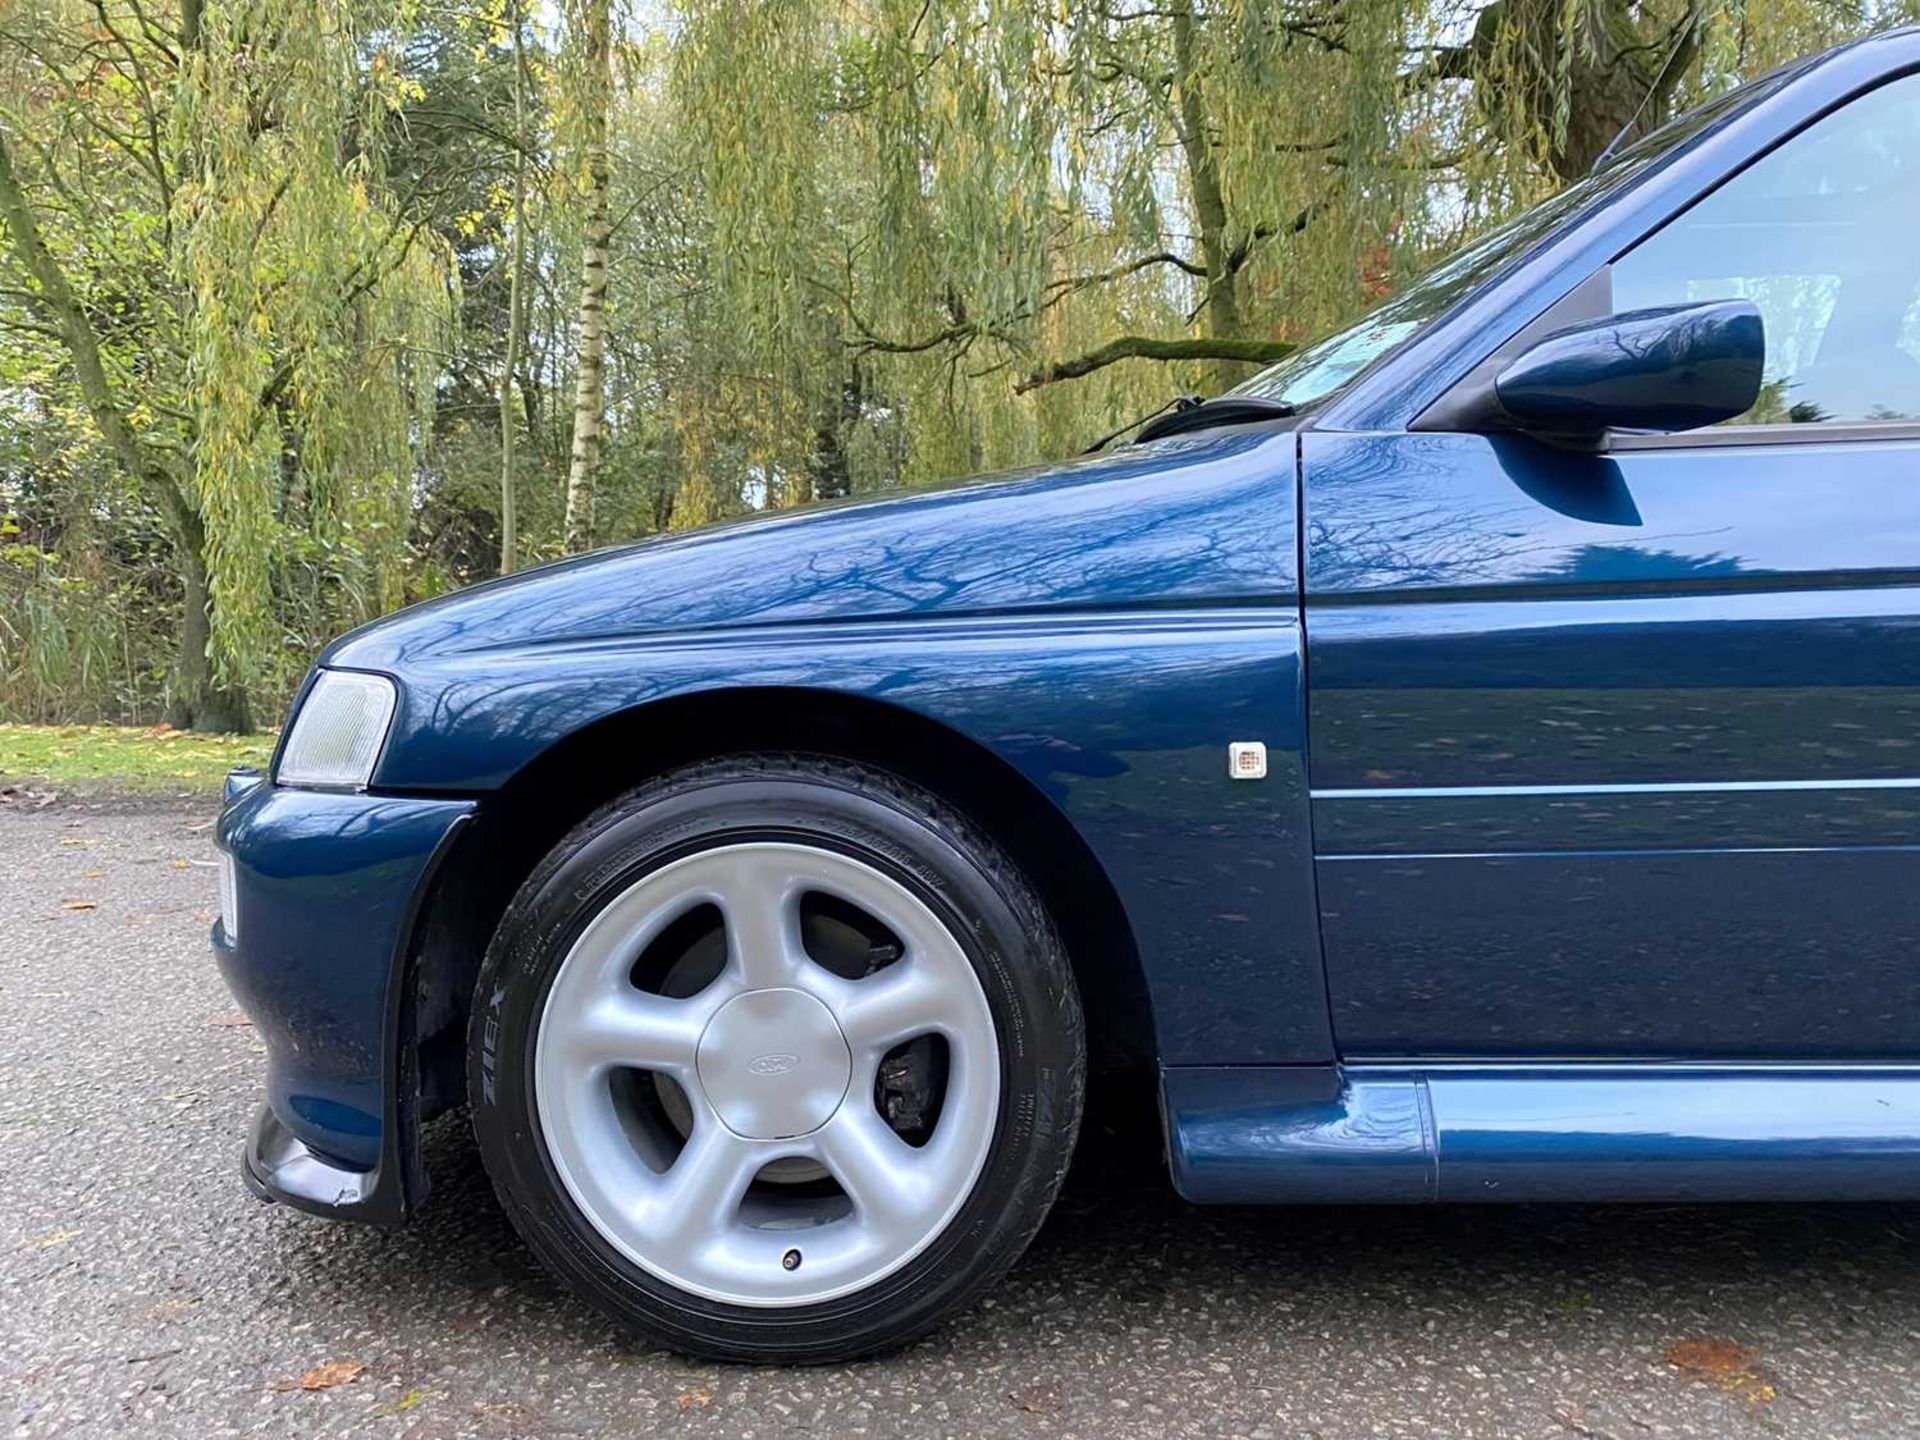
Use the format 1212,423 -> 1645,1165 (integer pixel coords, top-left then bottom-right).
1227,741 -> 1267,780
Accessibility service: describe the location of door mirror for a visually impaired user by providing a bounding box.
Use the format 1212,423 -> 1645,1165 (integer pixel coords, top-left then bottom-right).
1452,300 -> 1765,445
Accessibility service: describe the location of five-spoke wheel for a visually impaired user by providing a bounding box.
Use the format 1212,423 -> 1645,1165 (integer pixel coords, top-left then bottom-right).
534,842 -> 1000,1305
471,756 -> 1084,1362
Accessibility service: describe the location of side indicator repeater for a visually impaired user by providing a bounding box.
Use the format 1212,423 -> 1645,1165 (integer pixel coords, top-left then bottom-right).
1227,741 -> 1267,781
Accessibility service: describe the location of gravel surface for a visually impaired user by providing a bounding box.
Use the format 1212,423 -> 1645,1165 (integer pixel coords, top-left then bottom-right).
5,798 -> 1920,1439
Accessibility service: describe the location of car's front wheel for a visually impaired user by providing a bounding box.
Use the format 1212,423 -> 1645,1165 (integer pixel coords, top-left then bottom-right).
469,755 -> 1084,1363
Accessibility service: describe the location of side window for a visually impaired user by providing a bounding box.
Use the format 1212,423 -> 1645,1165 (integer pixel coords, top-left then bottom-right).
1613,73 -> 1920,427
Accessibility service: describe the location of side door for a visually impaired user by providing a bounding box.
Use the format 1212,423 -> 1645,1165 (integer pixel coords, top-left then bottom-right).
1305,71 -> 1920,1060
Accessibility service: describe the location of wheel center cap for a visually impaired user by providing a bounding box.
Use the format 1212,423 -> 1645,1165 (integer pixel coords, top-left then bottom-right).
696,988 -> 851,1140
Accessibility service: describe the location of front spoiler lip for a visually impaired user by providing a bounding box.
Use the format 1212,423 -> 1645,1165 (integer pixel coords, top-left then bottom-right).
241,1101 -> 403,1223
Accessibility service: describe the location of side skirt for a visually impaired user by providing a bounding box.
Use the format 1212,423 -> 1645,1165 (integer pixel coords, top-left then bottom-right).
1163,1063 -> 1920,1203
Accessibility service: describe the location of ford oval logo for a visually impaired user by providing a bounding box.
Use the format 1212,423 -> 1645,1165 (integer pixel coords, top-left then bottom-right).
748,1052 -> 800,1077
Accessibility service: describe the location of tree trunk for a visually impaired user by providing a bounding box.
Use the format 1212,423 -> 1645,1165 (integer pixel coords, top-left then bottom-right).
169,522 -> 252,733
562,0 -> 613,554
499,0 -> 530,574
1170,0 -> 1247,393
806,369 -> 862,502
1463,0 -> 1706,181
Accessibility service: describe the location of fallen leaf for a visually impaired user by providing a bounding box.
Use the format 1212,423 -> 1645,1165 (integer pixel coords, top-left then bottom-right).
277,1360 -> 366,1392
24,1226 -> 80,1249
170,859 -> 192,870
1011,1382 -> 1064,1415
372,1388 -> 433,1416
207,1012 -> 253,1029
675,1387 -> 714,1410
60,899 -> 97,911
58,837 -> 96,847
80,869 -> 106,879
1667,1336 -> 1754,1380
1667,1336 -> 1775,1405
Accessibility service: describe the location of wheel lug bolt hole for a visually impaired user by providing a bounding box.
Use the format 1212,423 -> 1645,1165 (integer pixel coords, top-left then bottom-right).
782,1248 -> 803,1271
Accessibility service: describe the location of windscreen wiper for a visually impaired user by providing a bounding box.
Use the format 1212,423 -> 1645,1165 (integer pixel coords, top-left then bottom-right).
1082,392 -> 1296,453
1135,393 -> 1296,444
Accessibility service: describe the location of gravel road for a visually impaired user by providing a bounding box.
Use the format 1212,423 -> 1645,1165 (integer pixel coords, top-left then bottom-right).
5,797 -> 1920,1439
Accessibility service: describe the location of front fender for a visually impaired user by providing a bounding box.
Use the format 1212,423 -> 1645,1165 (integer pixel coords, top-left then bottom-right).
349,423 -> 1327,1066
376,608 -> 1329,1066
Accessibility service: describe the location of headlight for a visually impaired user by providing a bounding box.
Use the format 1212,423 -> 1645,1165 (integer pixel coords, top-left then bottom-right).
277,669 -> 398,790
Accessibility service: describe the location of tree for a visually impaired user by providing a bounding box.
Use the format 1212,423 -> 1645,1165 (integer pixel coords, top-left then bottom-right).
0,135 -> 229,719
1425,0 -> 1707,182
5,0 -> 1914,728
0,0 -> 454,729
563,0 -> 615,553
501,0 -> 533,574
669,0 -> 1485,481
672,0 -> 1914,498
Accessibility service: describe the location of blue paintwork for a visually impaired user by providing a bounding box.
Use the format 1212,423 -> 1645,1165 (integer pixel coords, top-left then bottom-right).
324,427 -> 1300,694
217,29 -> 1920,1218
1304,386 -> 1920,1058
372,610 -> 1323,1066
1164,1067 -> 1434,1203
326,426 -> 1322,1070
1485,300 -> 1763,437
1168,1066 -> 1920,1203
215,780 -> 473,1173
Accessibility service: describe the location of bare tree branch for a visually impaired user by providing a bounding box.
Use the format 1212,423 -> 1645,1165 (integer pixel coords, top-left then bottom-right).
1016,334 -> 1296,393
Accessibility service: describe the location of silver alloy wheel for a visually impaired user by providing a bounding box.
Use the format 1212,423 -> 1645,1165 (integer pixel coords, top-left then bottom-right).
533,842 -> 1001,1306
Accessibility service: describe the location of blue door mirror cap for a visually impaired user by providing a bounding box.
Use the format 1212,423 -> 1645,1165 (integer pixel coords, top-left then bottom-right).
1427,299 -> 1766,448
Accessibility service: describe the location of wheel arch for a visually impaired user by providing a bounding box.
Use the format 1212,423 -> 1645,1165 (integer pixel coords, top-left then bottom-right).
400,684 -> 1156,1161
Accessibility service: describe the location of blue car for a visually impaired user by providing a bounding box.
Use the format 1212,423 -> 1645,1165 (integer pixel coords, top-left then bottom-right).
217,29 -> 1920,1362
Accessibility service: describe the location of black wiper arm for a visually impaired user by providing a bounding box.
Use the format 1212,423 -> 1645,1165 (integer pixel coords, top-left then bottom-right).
1081,392 -> 1298,455
1132,393 -> 1296,444
1081,394 -> 1196,454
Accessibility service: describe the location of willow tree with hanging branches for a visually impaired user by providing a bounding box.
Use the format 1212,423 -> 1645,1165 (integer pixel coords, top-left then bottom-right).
3,0 -> 1915,727
661,0 -> 1919,502
0,0 -> 454,729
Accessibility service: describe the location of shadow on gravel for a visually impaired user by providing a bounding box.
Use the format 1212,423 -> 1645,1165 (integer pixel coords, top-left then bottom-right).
262,1084 -> 1920,1364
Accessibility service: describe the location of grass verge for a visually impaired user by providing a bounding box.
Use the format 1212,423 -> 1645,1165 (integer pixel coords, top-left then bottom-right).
0,723 -> 274,793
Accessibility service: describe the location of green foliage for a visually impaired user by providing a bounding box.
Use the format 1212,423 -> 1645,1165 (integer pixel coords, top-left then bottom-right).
0,392 -> 175,723
0,0 -> 1915,732
174,1 -> 458,682
0,0 -> 456,726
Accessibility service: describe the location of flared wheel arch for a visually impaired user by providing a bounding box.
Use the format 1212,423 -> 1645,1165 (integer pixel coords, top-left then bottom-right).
390,686 -> 1155,1210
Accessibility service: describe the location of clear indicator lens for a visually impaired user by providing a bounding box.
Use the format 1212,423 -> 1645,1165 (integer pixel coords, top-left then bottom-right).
218,848 -> 240,943
277,670 -> 397,789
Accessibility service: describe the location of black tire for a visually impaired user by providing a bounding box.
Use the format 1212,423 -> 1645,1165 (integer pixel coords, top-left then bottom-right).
468,754 -> 1085,1363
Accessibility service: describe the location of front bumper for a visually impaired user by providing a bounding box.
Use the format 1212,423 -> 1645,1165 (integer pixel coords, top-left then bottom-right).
214,771 -> 474,1222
